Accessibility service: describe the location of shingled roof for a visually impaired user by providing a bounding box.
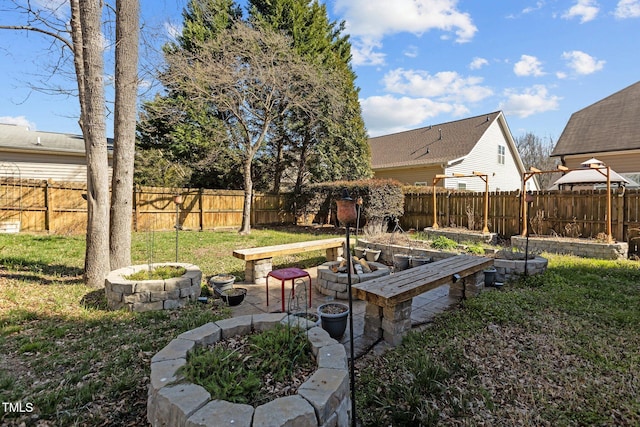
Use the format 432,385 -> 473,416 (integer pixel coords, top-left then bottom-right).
0,123 -> 113,155
551,80 -> 640,157
369,111 -> 502,170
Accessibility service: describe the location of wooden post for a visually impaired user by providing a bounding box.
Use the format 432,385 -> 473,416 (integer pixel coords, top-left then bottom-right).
44,180 -> 51,233
198,188 -> 204,231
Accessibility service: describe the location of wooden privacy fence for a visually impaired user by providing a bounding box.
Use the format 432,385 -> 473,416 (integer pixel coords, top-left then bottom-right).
0,180 -> 293,234
402,188 -> 640,242
2,179 -> 640,242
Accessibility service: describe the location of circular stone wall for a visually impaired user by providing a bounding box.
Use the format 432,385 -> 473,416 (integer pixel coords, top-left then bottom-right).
105,263 -> 202,312
147,313 -> 351,426
316,261 -> 389,299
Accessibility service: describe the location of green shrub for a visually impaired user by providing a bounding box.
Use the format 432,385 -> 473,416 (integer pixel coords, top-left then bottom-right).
295,179 -> 404,227
430,236 -> 457,250
464,241 -> 485,255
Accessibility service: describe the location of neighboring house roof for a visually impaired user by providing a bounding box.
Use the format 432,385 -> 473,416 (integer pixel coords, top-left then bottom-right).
551,80 -> 640,157
369,111 -> 504,170
0,123 -> 113,156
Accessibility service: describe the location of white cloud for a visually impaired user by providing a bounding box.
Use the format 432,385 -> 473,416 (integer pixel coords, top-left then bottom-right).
0,116 -> 36,130
499,85 -> 560,118
469,57 -> 488,70
562,0 -> 599,23
360,95 -> 468,136
514,55 -> 545,77
522,1 -> 546,14
334,0 -> 477,45
351,38 -> 386,66
561,50 -> 605,74
403,45 -> 419,58
382,69 -> 493,103
615,0 -> 640,18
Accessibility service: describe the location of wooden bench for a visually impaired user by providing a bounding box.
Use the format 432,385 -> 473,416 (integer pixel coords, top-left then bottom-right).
353,254 -> 493,346
233,237 -> 344,284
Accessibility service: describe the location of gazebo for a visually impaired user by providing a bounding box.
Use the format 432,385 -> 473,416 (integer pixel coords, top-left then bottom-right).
549,158 -> 631,190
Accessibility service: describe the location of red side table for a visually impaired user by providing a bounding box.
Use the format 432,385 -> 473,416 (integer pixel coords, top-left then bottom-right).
266,267 -> 312,312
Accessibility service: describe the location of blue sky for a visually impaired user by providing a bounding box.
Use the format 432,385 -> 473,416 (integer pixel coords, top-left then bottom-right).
1,0 -> 639,144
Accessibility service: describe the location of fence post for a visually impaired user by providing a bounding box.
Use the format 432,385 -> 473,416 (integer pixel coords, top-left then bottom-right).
132,187 -> 138,232
44,180 -> 51,232
198,188 -> 204,231
616,190 -> 625,242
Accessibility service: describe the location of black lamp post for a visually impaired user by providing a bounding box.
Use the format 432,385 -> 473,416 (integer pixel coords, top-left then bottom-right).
335,189 -> 357,427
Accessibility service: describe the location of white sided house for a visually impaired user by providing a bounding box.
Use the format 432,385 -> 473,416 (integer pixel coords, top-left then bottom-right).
369,111 -> 538,192
0,123 -> 112,182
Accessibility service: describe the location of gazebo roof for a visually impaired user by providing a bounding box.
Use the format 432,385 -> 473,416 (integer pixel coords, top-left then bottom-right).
550,159 -> 630,188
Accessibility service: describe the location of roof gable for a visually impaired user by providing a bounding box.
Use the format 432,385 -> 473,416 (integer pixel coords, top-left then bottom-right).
369,111 -> 502,170
551,80 -> 640,157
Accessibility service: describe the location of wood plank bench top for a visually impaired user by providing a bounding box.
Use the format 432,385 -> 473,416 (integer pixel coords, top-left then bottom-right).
353,254 -> 493,308
232,237 -> 345,261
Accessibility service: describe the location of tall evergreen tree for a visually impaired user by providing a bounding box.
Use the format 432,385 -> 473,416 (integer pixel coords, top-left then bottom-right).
136,0 -> 243,189
249,0 -> 371,193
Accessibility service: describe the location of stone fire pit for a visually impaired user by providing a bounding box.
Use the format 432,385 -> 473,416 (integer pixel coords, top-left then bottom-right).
316,260 -> 390,299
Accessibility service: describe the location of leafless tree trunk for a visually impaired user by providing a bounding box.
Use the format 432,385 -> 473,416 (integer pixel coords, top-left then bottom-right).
77,0 -> 111,288
110,0 -> 139,270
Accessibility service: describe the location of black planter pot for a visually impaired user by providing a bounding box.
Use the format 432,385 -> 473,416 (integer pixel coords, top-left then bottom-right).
393,254 -> 411,271
216,287 -> 246,306
317,303 -> 349,339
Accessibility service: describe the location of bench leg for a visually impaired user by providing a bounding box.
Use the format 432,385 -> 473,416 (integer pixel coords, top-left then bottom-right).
449,271 -> 485,299
382,300 -> 413,346
245,258 -> 273,285
362,300 -> 413,346
325,246 -> 343,262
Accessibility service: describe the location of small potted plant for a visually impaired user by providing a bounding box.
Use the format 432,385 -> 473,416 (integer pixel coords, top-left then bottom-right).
209,274 -> 235,293
317,302 -> 349,339
219,287 -> 247,306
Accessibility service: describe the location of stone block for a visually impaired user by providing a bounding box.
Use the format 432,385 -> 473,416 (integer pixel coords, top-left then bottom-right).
253,312 -> 287,332
109,282 -> 136,294
136,280 -> 166,292
151,338 -> 195,363
149,289 -> 180,302
216,316 -> 252,339
381,318 -> 411,336
124,291 -> 150,304
150,384 -> 210,427
299,368 -> 349,425
307,326 -> 335,357
317,343 -> 347,370
133,301 -> 164,312
164,299 -> 187,310
165,276 -> 192,291
253,396 -> 317,426
177,322 -> 221,346
186,400 -> 254,427
149,358 -> 186,392
382,300 -> 412,321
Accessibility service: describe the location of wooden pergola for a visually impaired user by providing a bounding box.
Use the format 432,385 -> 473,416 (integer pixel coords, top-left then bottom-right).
521,163 -> 613,242
432,171 -> 489,233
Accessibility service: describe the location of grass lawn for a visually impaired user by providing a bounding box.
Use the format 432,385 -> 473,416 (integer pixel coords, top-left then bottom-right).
1,228 -> 639,426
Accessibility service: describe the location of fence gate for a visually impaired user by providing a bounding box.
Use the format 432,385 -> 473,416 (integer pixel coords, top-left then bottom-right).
0,162 -> 22,233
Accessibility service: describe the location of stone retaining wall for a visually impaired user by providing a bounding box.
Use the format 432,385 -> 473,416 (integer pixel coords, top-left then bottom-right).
147,313 -> 351,427
511,236 -> 628,260
422,228 -> 498,245
105,263 -> 202,312
493,256 -> 548,283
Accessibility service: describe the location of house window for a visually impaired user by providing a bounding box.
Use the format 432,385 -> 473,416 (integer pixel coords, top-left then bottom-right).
457,182 -> 467,190
498,145 -> 505,164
